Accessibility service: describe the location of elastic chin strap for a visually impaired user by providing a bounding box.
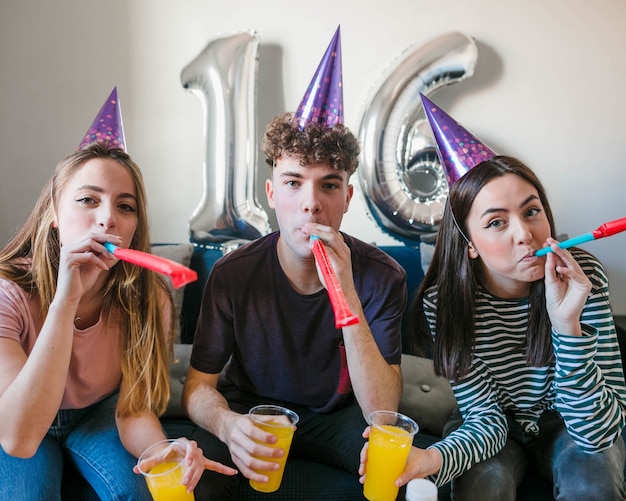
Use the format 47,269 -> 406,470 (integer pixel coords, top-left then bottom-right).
448,199 -> 471,246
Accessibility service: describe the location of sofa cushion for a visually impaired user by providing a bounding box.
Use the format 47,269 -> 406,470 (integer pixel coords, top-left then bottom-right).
399,354 -> 456,436
151,243 -> 194,343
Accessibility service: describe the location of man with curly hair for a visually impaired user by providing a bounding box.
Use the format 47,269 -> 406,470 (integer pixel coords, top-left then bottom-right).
182,110 -> 407,498
183,26 -> 407,498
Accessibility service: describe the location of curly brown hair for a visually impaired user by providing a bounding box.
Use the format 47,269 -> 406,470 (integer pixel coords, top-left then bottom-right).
262,112 -> 361,176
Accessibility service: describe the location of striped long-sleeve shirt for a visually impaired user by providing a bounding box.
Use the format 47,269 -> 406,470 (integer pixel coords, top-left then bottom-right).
424,249 -> 626,486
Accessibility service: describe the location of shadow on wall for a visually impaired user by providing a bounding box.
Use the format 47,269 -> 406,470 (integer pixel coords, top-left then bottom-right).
428,39 -> 506,153
256,43 -> 285,233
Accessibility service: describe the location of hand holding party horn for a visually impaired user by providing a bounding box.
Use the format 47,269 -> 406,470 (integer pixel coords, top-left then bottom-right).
535,216 -> 626,257
310,236 -> 360,328
104,242 -> 198,289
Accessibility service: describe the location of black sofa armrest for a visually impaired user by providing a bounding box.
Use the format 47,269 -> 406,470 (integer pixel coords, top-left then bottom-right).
180,245 -> 225,344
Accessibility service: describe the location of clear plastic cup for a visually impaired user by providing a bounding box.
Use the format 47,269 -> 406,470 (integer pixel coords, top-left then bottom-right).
248,404 -> 299,493
136,439 -> 194,501
364,410 -> 419,501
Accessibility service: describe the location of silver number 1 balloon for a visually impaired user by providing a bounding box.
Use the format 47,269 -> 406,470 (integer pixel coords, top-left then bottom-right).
181,30 -> 270,244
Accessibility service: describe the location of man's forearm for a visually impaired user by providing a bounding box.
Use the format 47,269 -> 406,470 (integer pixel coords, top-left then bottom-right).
182,371 -> 236,443
342,313 -> 403,415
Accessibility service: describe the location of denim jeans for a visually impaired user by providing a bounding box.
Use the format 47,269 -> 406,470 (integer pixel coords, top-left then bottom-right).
443,409 -> 626,501
0,392 -> 152,501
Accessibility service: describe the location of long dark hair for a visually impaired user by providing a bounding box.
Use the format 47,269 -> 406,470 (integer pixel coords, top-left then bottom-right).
408,156 -> 557,381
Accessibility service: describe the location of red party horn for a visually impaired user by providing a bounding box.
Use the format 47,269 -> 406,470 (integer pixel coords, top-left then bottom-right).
592,216 -> 626,239
104,242 -> 198,289
310,236 -> 360,328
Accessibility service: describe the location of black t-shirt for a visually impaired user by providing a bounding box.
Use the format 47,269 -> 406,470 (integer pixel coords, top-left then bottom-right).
190,231 -> 406,413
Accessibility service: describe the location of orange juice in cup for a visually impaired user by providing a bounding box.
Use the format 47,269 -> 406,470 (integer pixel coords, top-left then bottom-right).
248,405 -> 299,493
363,411 -> 418,501
137,439 -> 194,501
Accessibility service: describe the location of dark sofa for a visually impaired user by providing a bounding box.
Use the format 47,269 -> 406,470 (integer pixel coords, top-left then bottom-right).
62,242 -> 626,500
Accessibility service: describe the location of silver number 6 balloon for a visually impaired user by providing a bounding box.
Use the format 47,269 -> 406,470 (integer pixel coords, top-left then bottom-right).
181,30 -> 270,244
357,32 -> 478,244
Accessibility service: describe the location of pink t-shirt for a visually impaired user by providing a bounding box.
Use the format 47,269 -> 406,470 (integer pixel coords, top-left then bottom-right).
0,278 -> 122,409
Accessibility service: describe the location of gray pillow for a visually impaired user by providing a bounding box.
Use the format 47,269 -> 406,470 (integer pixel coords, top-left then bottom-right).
399,354 -> 457,436
151,243 -> 194,344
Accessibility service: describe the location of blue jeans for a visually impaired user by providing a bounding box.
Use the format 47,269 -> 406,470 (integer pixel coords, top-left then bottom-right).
443,409 -> 626,501
0,392 -> 152,501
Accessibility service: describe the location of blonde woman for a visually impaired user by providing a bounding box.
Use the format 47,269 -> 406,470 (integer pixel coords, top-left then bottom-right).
0,143 -> 235,500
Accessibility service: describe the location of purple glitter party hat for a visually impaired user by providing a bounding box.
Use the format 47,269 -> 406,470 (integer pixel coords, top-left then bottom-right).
420,93 -> 495,185
77,87 -> 126,151
293,25 -> 343,129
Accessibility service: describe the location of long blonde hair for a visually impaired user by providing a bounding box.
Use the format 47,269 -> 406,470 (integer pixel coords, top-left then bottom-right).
0,142 -> 174,417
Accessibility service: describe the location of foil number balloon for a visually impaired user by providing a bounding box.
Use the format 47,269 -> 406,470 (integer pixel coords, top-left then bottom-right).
358,32 -> 478,244
181,30 -> 270,244
181,30 -> 477,245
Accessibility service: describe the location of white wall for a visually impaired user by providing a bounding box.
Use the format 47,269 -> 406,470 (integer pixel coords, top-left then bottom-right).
1,0 -> 625,313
